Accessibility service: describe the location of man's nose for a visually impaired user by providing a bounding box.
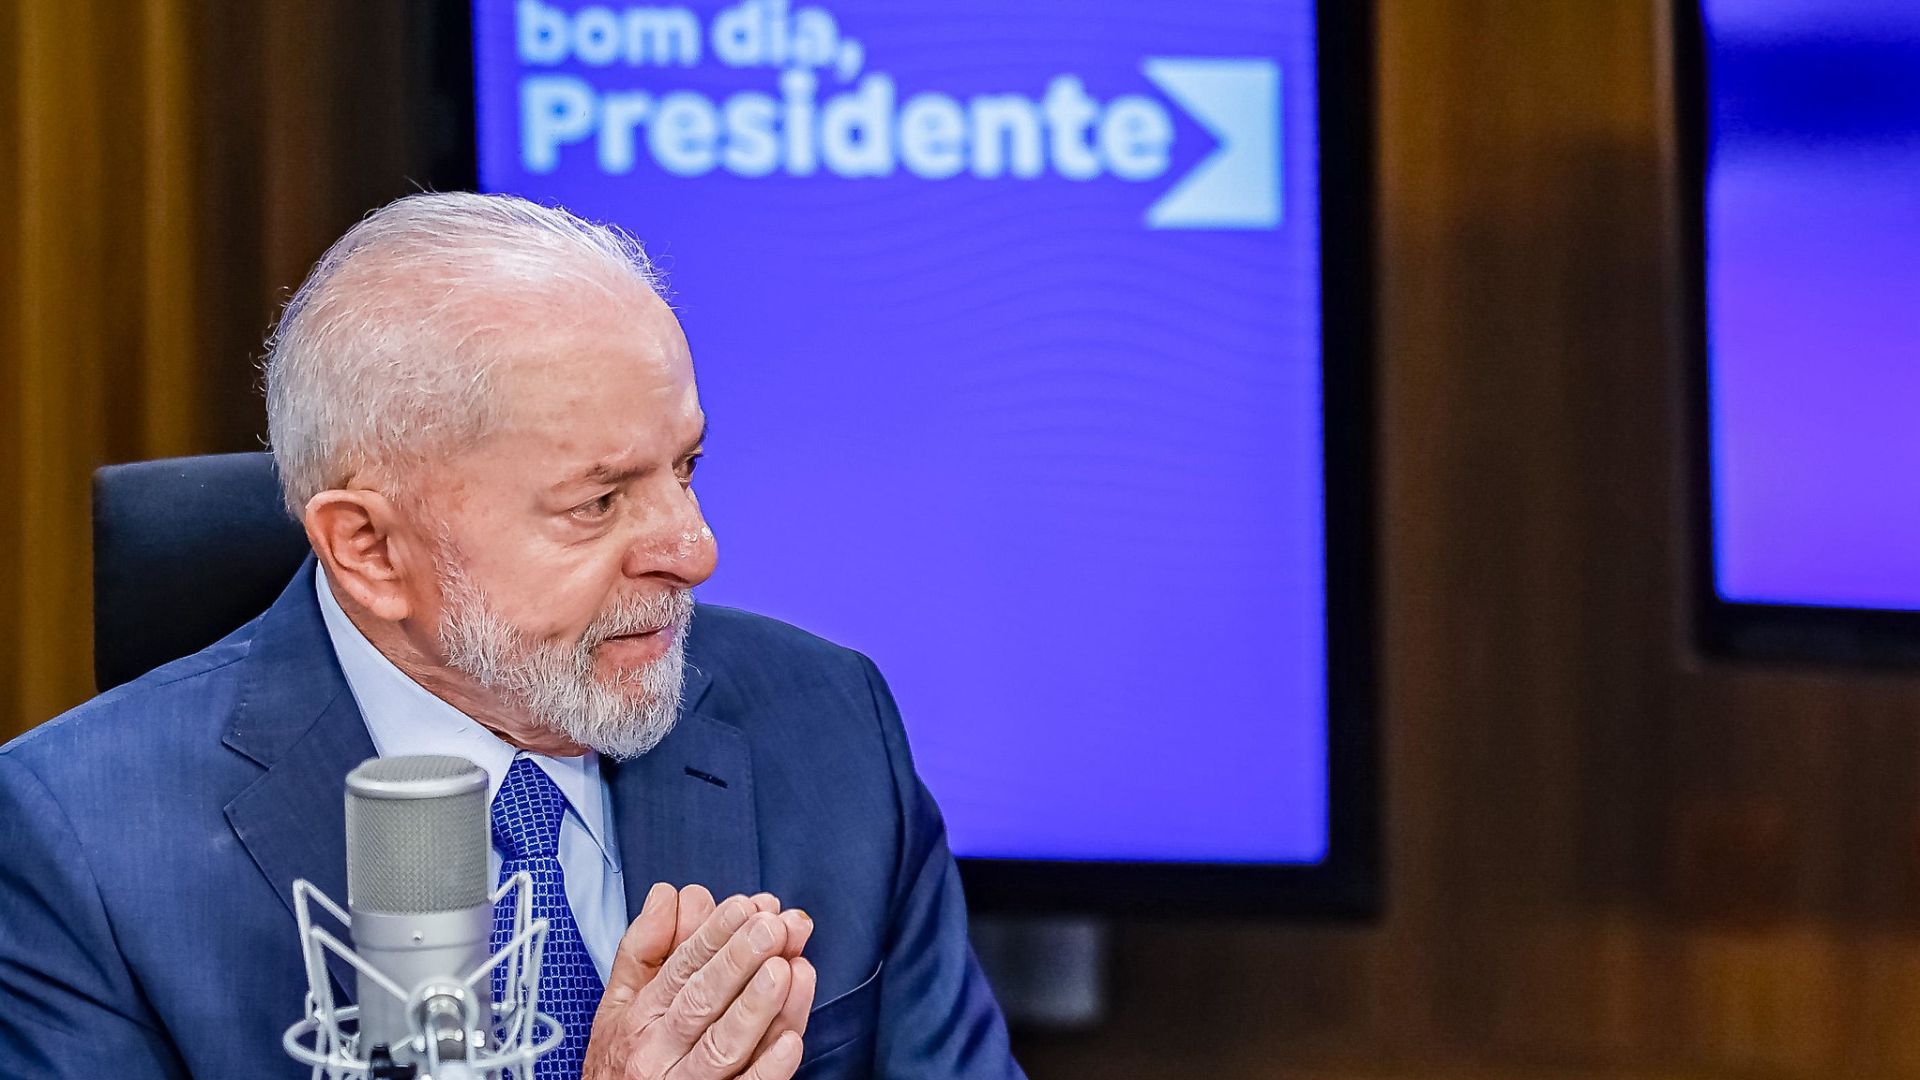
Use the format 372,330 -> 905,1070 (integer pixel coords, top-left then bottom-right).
620,482 -> 718,586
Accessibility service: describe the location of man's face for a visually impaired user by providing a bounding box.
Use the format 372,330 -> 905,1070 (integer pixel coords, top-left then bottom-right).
404,293 -> 718,757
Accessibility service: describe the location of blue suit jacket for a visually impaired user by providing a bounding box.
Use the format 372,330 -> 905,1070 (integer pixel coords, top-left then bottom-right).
0,561 -> 1023,1079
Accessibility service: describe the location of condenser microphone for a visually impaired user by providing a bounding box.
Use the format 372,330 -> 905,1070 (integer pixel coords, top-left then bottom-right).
344,755 -> 493,1063
284,755 -> 561,1078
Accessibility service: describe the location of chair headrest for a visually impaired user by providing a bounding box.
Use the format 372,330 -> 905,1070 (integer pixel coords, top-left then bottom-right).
92,453 -> 311,692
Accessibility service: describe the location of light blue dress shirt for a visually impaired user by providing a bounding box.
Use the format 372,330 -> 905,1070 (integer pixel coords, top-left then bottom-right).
315,570 -> 626,982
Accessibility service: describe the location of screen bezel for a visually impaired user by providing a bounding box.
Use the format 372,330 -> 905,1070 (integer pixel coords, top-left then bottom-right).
1674,1 -> 1920,669
436,0 -> 1380,918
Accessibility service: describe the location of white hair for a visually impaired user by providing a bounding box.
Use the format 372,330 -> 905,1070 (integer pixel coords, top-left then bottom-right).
264,191 -> 666,518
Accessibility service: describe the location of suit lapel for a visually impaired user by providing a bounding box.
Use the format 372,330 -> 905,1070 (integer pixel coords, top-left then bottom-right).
608,658 -> 761,916
221,558 -> 376,999
218,568 -> 761,989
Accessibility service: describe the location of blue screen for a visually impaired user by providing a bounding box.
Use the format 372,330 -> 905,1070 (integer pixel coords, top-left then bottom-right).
1705,1 -> 1920,611
474,0 -> 1328,862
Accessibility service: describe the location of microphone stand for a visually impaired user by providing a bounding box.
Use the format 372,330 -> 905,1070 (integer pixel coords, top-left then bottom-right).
284,873 -> 565,1080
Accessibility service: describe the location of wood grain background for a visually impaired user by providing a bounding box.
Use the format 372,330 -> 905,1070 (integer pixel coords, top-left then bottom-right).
6,3 -> 1920,1076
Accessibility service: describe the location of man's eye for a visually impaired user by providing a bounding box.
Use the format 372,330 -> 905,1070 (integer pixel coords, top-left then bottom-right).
679,454 -> 703,485
572,492 -> 618,520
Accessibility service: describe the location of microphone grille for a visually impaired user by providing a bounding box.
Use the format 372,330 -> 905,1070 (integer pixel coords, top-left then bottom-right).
345,755 -> 489,914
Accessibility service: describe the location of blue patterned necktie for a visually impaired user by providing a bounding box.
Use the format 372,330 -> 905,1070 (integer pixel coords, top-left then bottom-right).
491,757 -> 604,1080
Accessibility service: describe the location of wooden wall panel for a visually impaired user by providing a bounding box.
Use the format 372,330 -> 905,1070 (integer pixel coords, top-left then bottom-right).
7,1 -> 1920,1076
0,0 -> 21,751
7,0 -> 137,734
0,1 -> 442,736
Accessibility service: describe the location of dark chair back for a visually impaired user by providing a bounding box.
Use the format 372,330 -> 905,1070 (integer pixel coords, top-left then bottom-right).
92,452 -> 310,692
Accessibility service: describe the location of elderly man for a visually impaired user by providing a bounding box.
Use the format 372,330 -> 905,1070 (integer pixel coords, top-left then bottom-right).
0,193 -> 1023,1080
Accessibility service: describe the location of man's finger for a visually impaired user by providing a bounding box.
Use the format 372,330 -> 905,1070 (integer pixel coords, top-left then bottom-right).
738,1031 -> 804,1080
751,956 -> 815,1062
633,913 -> 790,1073
675,884 -> 717,948
636,895 -> 758,1017
664,956 -> 791,1079
777,909 -> 812,958
602,881 -> 679,1007
666,911 -> 789,1031
785,958 -> 816,1039
755,895 -> 812,961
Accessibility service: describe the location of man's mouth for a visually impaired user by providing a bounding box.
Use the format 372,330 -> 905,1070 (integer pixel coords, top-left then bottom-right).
593,624 -> 674,668
601,626 -> 666,643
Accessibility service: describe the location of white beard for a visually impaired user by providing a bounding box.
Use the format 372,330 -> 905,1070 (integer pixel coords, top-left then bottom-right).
434,554 -> 694,760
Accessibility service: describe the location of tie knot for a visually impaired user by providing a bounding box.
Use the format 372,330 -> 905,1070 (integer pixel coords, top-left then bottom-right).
491,758 -> 569,861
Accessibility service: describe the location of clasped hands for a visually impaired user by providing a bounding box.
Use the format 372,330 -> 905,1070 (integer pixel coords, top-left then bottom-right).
583,882 -> 817,1080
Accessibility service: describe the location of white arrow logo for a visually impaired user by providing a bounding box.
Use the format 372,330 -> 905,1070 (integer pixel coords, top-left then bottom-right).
1143,58 -> 1282,230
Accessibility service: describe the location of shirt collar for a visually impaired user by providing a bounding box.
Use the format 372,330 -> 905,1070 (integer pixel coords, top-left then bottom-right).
314,568 -> 621,869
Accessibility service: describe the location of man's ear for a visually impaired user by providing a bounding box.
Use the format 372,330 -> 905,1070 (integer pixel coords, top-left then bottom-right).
303,488 -> 419,623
